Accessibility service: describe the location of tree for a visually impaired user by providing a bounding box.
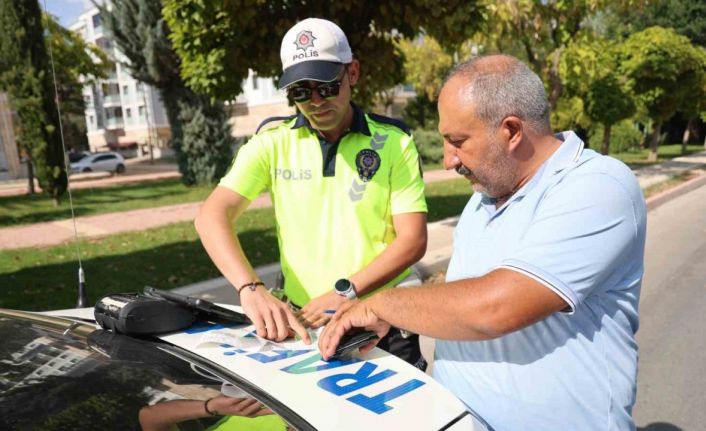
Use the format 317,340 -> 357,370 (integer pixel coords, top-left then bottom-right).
560,37 -> 635,154
0,0 -> 67,203
472,0 -> 642,109
620,26 -> 706,161
395,35 -> 454,129
44,13 -> 110,152
162,0 -> 483,106
100,0 -> 234,186
601,0 -> 706,153
622,0 -> 706,47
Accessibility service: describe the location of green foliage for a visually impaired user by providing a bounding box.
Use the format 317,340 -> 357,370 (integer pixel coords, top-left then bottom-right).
619,26 -> 706,159
620,26 -> 706,123
473,0 -> 641,108
551,96 -> 591,131
101,0 -> 234,186
396,36 -> 453,102
616,0 -> 706,47
589,120 -> 643,153
0,0 -> 68,202
403,96 -> 439,130
175,96 -> 234,185
560,36 -> 635,152
412,128 -> 444,165
162,0 -> 484,106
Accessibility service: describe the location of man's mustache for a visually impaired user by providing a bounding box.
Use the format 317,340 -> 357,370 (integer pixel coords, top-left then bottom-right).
456,165 -> 471,176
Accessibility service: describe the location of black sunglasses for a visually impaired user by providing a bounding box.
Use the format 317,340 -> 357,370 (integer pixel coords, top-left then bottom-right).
287,70 -> 348,103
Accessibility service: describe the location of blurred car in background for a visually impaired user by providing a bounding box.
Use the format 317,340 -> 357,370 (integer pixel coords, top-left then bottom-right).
69,151 -> 125,174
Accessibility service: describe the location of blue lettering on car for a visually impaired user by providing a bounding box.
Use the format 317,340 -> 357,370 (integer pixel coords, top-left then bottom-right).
317,362 -> 396,395
348,379 -> 426,414
281,352 -> 360,374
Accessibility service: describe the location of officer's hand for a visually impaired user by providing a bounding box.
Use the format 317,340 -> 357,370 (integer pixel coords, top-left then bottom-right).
298,291 -> 350,329
208,396 -> 271,417
318,299 -> 390,360
240,286 -> 310,344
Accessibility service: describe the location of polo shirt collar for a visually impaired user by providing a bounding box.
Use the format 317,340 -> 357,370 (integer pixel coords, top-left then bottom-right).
291,103 -> 371,137
478,130 -> 585,216
546,131 -> 585,174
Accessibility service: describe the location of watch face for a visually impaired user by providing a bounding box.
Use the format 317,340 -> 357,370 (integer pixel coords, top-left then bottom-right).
335,279 -> 351,293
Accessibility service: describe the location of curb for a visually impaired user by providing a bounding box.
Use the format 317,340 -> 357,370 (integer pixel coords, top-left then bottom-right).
644,171 -> 706,212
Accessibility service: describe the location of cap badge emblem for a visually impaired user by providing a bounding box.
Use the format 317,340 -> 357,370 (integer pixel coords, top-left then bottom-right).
294,30 -> 316,52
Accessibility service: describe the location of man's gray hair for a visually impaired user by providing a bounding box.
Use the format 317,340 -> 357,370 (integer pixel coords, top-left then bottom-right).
445,55 -> 551,133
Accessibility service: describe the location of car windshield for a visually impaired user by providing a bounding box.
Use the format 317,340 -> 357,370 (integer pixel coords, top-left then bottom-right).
0,314 -> 297,431
68,152 -> 88,163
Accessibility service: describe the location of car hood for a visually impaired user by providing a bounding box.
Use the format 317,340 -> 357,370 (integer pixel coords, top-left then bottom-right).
25,306 -> 488,430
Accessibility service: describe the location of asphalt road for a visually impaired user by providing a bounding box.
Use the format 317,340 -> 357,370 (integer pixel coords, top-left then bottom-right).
633,182 -> 706,431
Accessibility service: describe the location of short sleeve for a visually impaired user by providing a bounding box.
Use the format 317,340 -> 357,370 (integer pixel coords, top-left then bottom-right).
218,135 -> 271,201
500,173 -> 641,312
389,134 -> 428,215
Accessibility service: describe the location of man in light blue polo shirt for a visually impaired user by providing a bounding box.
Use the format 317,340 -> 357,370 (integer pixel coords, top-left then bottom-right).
320,54 -> 647,431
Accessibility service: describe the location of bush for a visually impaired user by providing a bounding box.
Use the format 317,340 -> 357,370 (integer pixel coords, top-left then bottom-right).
174,97 -> 235,186
403,96 -> 439,130
589,120 -> 644,154
413,129 -> 444,164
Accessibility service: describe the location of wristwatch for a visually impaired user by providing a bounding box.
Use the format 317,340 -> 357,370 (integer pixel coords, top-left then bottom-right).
334,278 -> 358,300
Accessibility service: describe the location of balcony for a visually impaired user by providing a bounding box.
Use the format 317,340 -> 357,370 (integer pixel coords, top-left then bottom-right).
104,117 -> 124,130
102,94 -> 122,106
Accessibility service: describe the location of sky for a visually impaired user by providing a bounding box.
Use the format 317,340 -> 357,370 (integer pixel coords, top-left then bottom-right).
42,0 -> 93,27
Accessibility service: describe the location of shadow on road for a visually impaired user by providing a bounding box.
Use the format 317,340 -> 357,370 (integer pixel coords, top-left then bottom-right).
638,422 -> 683,431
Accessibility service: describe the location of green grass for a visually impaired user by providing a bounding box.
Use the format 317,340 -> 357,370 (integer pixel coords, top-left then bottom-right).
612,144 -> 704,167
0,179 -> 474,311
0,207 -> 279,311
0,179 -> 213,227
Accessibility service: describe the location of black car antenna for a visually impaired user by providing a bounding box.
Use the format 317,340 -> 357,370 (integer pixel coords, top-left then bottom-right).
44,0 -> 88,307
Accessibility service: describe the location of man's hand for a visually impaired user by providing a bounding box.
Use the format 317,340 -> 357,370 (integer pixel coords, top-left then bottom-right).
240,286 -> 310,344
298,291 -> 349,329
208,396 -> 272,417
318,299 -> 391,360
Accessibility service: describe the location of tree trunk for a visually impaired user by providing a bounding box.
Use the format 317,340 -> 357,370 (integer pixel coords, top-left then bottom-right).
26,157 -> 35,194
601,124 -> 612,155
681,117 -> 696,155
648,122 -> 662,162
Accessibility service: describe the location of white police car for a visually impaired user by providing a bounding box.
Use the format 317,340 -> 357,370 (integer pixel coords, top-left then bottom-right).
0,306 -> 489,430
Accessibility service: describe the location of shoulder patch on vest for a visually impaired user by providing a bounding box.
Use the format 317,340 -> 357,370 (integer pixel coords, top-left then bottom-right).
256,115 -> 296,134
367,113 -> 411,136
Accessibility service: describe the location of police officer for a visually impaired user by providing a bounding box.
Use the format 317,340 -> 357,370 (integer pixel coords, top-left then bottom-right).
195,18 -> 428,368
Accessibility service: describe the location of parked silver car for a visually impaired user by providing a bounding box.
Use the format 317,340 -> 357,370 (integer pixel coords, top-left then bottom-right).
69,151 -> 126,174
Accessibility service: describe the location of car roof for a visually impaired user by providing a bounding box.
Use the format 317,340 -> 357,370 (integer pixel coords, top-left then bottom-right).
38,306 -> 488,430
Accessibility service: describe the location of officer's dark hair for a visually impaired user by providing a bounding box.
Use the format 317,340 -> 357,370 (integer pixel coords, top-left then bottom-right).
443,54 -> 552,134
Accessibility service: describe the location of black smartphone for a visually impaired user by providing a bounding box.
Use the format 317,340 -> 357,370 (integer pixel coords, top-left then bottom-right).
330,330 -> 379,360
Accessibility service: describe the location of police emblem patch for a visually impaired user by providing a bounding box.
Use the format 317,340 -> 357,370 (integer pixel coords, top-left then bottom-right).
294,30 -> 316,51
355,149 -> 381,182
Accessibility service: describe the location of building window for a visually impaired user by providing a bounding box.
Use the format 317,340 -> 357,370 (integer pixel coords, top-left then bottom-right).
122,85 -> 129,97
139,106 -> 146,119
126,108 -> 131,118
89,115 -> 94,125
252,74 -> 259,90
92,13 -> 102,29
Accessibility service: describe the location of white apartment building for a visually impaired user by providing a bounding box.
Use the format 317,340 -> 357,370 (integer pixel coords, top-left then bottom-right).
71,5 -> 171,156
71,3 -> 414,155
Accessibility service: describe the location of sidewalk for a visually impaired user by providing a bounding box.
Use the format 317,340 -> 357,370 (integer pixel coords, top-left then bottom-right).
1,152 -> 705,252
0,168 -> 458,250
0,158 -> 180,197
